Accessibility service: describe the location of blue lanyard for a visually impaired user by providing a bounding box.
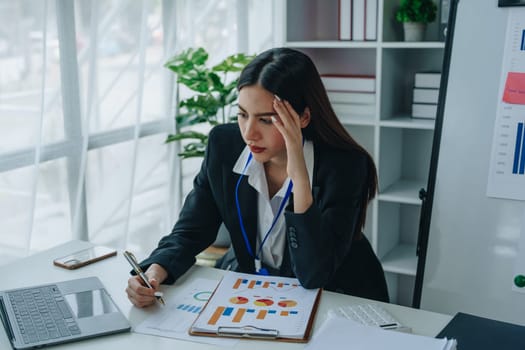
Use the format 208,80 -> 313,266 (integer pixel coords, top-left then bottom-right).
234,153 -> 293,275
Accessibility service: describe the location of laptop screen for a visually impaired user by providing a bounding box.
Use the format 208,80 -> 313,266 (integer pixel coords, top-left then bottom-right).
64,289 -> 118,318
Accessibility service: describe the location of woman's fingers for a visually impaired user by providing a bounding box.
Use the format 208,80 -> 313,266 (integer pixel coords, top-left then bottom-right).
272,97 -> 303,147
273,96 -> 301,130
126,276 -> 157,308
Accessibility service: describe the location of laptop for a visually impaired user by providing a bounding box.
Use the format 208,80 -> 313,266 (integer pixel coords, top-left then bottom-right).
0,276 -> 131,350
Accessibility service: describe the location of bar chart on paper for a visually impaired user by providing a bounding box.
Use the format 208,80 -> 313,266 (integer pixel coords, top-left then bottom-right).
232,277 -> 299,291
190,271 -> 320,339
487,105 -> 525,199
134,278 -> 220,339
512,121 -> 525,175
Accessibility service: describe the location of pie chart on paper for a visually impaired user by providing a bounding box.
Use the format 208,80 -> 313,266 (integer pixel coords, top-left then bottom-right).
253,298 -> 274,307
278,300 -> 297,307
229,296 -> 249,304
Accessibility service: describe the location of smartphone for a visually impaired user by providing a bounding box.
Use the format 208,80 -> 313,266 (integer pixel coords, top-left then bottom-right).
53,246 -> 117,270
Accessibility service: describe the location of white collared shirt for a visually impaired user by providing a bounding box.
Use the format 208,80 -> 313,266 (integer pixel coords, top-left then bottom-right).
232,141 -> 314,270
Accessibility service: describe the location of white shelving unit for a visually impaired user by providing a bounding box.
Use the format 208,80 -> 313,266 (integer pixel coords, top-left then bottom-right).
276,0 -> 445,306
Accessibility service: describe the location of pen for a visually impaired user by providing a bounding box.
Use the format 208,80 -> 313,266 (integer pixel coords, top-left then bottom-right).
123,250 -> 166,306
379,323 -> 398,329
380,324 -> 412,333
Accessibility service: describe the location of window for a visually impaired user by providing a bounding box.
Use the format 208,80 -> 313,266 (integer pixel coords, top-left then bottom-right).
0,0 -> 274,264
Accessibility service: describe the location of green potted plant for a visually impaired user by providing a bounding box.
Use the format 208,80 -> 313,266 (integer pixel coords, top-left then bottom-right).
395,0 -> 437,41
164,47 -> 254,158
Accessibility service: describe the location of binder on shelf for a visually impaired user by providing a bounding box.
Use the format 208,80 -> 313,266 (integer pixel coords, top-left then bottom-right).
321,74 -> 376,93
332,102 -> 375,116
365,0 -> 378,40
327,91 -> 376,104
436,312 -> 525,350
413,88 -> 440,104
189,271 -> 322,343
412,103 -> 437,119
352,0 -> 366,41
339,0 -> 352,40
414,72 -> 442,89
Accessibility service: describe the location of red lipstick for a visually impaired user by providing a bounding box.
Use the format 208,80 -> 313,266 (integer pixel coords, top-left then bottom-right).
249,145 -> 265,153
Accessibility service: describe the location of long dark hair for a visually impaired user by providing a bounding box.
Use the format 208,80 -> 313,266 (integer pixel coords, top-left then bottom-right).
237,47 -> 377,235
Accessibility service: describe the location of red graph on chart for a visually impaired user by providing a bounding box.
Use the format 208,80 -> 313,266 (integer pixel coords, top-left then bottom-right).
229,296 -> 248,304
278,300 -> 297,307
253,298 -> 273,306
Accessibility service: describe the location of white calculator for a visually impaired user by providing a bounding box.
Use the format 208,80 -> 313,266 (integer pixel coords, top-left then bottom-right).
334,303 -> 411,332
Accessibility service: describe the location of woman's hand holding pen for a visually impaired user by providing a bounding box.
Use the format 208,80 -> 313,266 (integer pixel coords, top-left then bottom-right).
126,263 -> 167,308
271,96 -> 313,213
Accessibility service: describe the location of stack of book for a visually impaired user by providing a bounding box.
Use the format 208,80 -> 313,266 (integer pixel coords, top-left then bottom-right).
321,74 -> 376,124
195,246 -> 228,267
339,0 -> 378,41
411,72 -> 441,119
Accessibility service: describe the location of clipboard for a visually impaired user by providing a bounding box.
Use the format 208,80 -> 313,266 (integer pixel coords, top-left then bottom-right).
189,271 -> 322,343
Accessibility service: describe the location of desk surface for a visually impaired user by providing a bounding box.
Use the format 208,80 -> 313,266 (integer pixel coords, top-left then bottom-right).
0,241 -> 452,349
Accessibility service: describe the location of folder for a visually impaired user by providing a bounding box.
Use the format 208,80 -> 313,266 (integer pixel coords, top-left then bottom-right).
436,312 -> 525,350
339,0 -> 352,40
189,271 -> 322,342
321,75 -> 376,93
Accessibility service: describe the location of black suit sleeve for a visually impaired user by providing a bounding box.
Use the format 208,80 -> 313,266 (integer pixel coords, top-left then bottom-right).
138,135 -> 222,284
284,149 -> 368,289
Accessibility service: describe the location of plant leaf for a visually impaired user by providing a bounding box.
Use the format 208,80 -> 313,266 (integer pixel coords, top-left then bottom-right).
165,130 -> 208,143
212,53 -> 255,72
164,48 -> 255,159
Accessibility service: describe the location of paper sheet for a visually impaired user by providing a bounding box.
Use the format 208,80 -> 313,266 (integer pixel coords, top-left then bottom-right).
134,278 -> 237,346
190,271 -> 319,339
487,8 -> 525,200
305,314 -> 456,350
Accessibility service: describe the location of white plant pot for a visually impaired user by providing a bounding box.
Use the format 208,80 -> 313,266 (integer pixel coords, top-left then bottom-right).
403,22 -> 426,42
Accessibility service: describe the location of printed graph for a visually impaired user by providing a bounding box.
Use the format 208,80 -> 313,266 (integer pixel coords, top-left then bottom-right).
487,10 -> 525,200
176,303 -> 202,314
190,272 -> 320,339
229,296 -> 248,304
253,298 -> 273,306
513,122 -> 525,174
193,291 -> 211,302
232,278 -> 299,292
278,300 -> 297,307
207,306 -> 299,325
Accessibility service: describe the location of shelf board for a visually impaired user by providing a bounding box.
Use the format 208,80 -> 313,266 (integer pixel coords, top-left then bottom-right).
285,41 -> 377,49
284,41 -> 445,50
381,244 -> 417,276
381,42 -> 445,49
380,116 -> 435,130
379,179 -> 425,204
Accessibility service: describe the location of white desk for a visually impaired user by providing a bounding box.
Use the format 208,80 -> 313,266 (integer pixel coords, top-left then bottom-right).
0,240 -> 452,349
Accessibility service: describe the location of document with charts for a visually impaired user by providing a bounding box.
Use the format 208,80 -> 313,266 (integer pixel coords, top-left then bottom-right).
134,278 -> 236,346
189,271 -> 321,342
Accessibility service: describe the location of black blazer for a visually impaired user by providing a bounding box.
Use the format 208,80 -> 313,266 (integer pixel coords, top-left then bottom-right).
140,123 -> 389,302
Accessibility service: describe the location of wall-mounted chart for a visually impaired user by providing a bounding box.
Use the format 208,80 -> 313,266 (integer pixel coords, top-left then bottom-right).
488,10 -> 525,200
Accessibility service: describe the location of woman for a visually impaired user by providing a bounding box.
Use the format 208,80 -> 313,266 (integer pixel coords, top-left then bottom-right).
126,47 -> 388,307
